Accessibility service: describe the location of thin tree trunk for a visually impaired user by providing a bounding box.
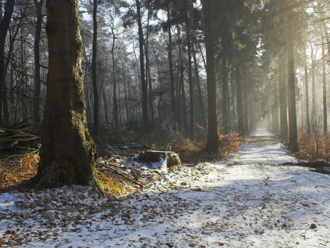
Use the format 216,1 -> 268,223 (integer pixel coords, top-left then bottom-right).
101,69 -> 109,126
122,62 -> 129,123
274,82 -> 279,134
21,28 -> 29,122
92,0 -> 98,135
322,34 -> 327,137
176,23 -> 183,127
310,41 -> 316,119
287,22 -> 298,152
144,16 -> 155,126
0,0 -> 15,124
279,63 -> 288,142
167,7 -> 176,123
236,63 -> 244,136
222,54 -> 229,134
111,32 -> 119,128
305,61 -> 310,134
192,42 -> 206,127
186,19 -> 194,137
242,66 -> 249,135
33,0 -> 44,123
136,0 -> 148,130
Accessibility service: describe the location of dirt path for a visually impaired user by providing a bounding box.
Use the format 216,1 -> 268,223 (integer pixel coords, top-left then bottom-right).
1,129 -> 330,247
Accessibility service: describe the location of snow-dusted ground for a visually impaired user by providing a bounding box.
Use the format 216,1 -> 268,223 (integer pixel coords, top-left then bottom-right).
1,129 -> 330,247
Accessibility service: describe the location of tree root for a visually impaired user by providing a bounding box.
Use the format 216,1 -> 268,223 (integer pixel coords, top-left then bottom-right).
96,162 -> 143,188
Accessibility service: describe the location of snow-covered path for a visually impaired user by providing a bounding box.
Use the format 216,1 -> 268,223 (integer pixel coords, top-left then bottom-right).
1,129 -> 330,247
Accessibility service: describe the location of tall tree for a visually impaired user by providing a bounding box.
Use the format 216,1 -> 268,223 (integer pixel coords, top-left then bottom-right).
33,0 -> 44,123
304,52 -> 310,134
92,0 -> 98,135
166,5 -> 176,124
322,32 -> 327,137
287,10 -> 298,152
279,61 -> 288,141
204,0 -> 219,152
136,0 -> 149,130
186,18 -> 194,137
0,0 -> 15,124
35,0 -> 97,186
236,62 -> 244,136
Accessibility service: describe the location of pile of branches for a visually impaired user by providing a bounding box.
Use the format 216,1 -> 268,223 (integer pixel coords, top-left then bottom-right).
0,123 -> 41,159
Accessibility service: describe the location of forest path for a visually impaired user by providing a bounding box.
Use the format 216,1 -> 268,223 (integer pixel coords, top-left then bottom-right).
1,129 -> 330,247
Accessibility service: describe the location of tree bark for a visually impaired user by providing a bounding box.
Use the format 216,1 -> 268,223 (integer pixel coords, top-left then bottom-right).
35,0 -> 97,186
167,7 -> 176,124
322,34 -> 327,137
136,0 -> 148,130
242,66 -> 249,136
144,16 -> 155,126
0,0 -> 15,124
186,19 -> 194,138
111,31 -> 119,128
33,0 -> 44,123
192,42 -> 206,127
222,54 -> 229,134
310,41 -> 316,119
204,0 -> 219,152
305,60 -> 310,134
236,63 -> 244,136
279,60 -> 288,142
287,21 -> 298,152
102,76 -> 109,126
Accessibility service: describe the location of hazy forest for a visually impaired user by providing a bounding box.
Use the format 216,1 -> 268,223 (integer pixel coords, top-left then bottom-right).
0,0 -> 330,190
1,0 -> 330,247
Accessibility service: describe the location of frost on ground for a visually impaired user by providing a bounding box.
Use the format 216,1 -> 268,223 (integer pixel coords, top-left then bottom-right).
1,129 -> 330,247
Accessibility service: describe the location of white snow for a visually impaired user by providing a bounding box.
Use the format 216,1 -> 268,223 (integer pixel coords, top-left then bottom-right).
1,129 -> 330,247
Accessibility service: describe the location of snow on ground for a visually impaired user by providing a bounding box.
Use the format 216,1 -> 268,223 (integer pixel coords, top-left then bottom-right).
1,129 -> 330,247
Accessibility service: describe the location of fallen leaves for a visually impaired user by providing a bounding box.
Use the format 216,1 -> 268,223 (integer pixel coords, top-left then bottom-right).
0,154 -> 40,190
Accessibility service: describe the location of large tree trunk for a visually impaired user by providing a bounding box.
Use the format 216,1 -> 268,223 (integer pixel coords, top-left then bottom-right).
287,22 -> 298,152
33,0 -> 44,123
35,0 -> 97,186
136,0 -> 148,130
0,0 -> 15,124
92,0 -> 98,135
204,0 -> 219,152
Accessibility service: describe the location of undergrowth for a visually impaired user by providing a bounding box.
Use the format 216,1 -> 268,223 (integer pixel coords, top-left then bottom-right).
296,130 -> 330,162
0,123 -> 244,193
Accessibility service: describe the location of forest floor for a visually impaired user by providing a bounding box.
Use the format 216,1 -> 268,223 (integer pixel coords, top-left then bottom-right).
1,129 -> 330,247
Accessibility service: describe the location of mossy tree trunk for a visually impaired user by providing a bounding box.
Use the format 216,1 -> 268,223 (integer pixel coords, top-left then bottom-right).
35,0 -> 97,187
